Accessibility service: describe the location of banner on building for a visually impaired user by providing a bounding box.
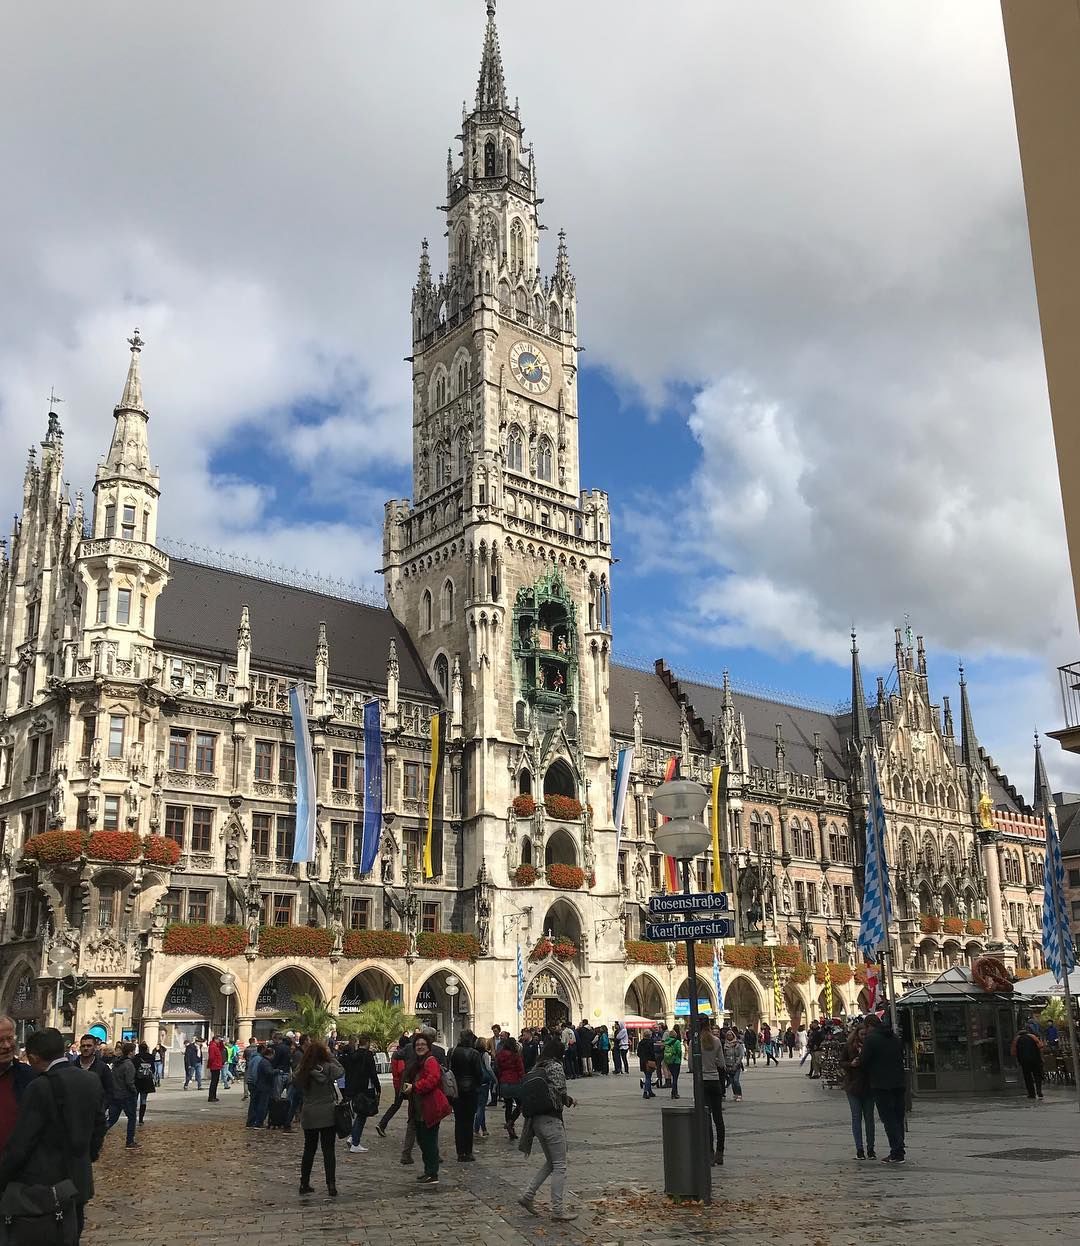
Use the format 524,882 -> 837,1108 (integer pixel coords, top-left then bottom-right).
359,699 -> 383,875
290,682 -> 317,864
710,765 -> 725,890
424,709 -> 447,879
613,746 -> 634,860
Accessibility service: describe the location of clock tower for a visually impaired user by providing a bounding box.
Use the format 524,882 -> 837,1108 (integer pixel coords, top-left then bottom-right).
383,0 -> 618,1021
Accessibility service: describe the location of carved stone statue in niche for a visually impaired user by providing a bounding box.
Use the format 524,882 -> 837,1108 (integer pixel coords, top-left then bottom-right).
48,771 -> 67,828
781,876 -> 793,915
634,858 -> 647,904
0,866 -> 11,918
245,858 -> 262,948
475,862 -> 493,956
821,884 -> 831,918
381,834 -> 396,885
225,840 -> 240,875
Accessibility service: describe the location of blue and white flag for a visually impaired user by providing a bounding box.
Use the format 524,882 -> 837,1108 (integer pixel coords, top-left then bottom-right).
516,945 -> 525,1016
290,682 -> 317,864
612,746 -> 634,859
713,946 -> 724,1017
858,750 -> 893,959
359,699 -> 384,875
1038,743 -> 1076,981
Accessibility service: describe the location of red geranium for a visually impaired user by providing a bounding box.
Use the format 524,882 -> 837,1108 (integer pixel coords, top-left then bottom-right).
544,795 -> 583,820
257,926 -> 333,958
343,930 -> 409,959
162,923 -> 246,958
512,794 -> 536,816
143,835 -> 181,866
20,831 -> 86,864
546,863 -> 585,890
417,932 -> 480,962
87,831 -> 141,862
513,864 -> 538,886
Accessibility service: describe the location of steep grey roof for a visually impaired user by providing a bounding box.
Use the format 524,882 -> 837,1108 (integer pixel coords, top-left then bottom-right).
156,560 -> 435,697
609,664 -> 684,744
680,679 -> 848,781
1057,801 -> 1080,858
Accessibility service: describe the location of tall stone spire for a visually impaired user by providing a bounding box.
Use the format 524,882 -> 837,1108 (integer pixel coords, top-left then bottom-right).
850,630 -> 872,751
476,1 -> 508,112
102,329 -> 154,481
958,661 -> 979,770
1034,732 -> 1053,814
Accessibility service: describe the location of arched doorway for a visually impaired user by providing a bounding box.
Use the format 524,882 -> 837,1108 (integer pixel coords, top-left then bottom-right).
523,965 -> 573,1033
338,967 -> 400,1017
252,968 -> 323,1039
783,980 -> 805,1029
624,973 -> 667,1021
544,828 -> 577,867
676,975 -> 715,1021
540,898 -> 582,949
414,970 -> 472,1047
543,759 -> 576,800
725,976 -> 761,1031
161,966 -> 230,1050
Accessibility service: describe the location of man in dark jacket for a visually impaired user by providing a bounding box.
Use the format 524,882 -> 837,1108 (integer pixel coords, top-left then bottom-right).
0,1026 -> 106,1245
74,1033 -> 115,1103
1014,1024 -> 1045,1101
340,1035 -> 381,1153
576,1021 -> 594,1077
449,1032 -> 484,1161
637,1031 -> 657,1098
0,1014 -> 36,1154
521,1028 -> 540,1073
860,1016 -> 907,1164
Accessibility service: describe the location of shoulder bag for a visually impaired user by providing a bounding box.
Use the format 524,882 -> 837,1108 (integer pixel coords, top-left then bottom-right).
331,1084 -> 354,1140
0,1076 -> 79,1246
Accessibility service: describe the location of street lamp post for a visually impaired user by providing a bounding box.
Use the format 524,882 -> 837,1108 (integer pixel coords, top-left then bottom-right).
220,972 -> 236,1040
444,974 -> 460,1049
652,778 -> 714,1206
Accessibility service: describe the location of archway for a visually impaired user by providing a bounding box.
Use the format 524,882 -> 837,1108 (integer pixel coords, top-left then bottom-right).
523,964 -> 575,1034
941,940 -> 963,968
2,964 -> 42,1045
783,980 -> 805,1029
161,965 -> 238,1050
338,966 -> 400,1016
252,967 -> 324,1039
624,973 -> 667,1021
725,975 -> 762,1031
676,975 -> 715,1021
857,987 -> 872,1013
414,970 -> 472,1047
544,828 -> 577,867
543,760 -> 576,800
540,898 -> 582,946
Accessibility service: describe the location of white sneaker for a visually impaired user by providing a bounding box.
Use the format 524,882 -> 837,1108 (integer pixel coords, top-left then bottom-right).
349,1144 -> 368,1153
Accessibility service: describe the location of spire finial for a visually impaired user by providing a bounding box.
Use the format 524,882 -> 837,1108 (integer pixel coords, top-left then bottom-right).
117,327 -> 146,412
850,628 -> 871,750
476,0 -> 507,110
128,327 -> 144,354
487,0 -> 496,16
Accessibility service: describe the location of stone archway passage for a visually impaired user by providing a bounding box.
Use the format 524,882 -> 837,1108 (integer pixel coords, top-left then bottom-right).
339,967 -> 399,1015
524,967 -> 572,1034
624,974 -> 667,1021
725,977 -> 761,1031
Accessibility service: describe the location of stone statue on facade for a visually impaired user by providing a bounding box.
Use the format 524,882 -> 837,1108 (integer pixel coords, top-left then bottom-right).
475,862 -> 493,956
781,876 -> 792,915
978,789 -> 995,831
932,890 -> 944,919
0,866 -> 11,918
328,858 -> 345,956
821,884 -> 831,918
245,857 -> 262,948
150,901 -> 168,938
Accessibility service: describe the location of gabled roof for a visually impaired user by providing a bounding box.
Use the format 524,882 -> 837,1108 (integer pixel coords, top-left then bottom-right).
156,559 -> 435,698
1058,800 -> 1080,859
609,663 -> 684,745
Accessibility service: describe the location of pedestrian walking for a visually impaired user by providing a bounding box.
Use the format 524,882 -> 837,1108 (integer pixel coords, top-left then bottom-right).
663,1026 -> 683,1098
374,1034 -> 413,1158
743,1025 -> 758,1064
560,1022 -> 577,1079
637,1030 -> 657,1098
614,1020 -> 630,1075
1013,1022 -> 1045,1101
106,1042 -> 139,1147
0,1026 -> 106,1246
206,1033 -> 226,1101
840,1022 -> 876,1159
721,1027 -> 745,1101
860,1015 -> 906,1164
496,1032 -> 526,1138
517,1037 -> 578,1222
183,1037 -> 202,1090
293,1040 -> 344,1197
762,1026 -> 779,1067
474,1036 -> 494,1137
245,1042 -> 266,1125
0,1014 -> 36,1155
783,1026 -> 797,1058
132,1041 -> 156,1126
449,1031 -> 483,1161
73,1033 -> 115,1104
698,1020 -> 725,1165
341,1034 -> 381,1153
805,1019 -> 825,1078
402,1033 -> 452,1186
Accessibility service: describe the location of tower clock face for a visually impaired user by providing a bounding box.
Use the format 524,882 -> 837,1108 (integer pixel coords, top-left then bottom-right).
509,341 -> 552,394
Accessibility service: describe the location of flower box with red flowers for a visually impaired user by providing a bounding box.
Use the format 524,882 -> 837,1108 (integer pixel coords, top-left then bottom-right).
942,916 -> 964,935
543,794 -> 583,821
257,925 -> 333,958
814,960 -> 853,986
87,831 -> 141,862
513,864 -> 538,886
162,923 -> 247,958
20,830 -> 86,865
142,835 -> 182,866
966,919 -> 986,936
512,794 -> 536,817
920,915 -> 942,934
552,938 -> 578,961
789,960 -> 813,984
417,932 -> 481,962
625,939 -> 667,965
343,930 -> 409,959
546,862 -> 585,890
529,938 -> 554,962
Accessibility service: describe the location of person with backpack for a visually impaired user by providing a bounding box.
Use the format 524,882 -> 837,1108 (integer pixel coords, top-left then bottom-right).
495,1033 -> 526,1139
402,1033 -> 452,1186
721,1026 -> 745,1101
517,1036 -> 578,1222
132,1042 -> 156,1126
106,1042 -> 139,1147
662,1026 -> 684,1099
340,1034 -> 381,1154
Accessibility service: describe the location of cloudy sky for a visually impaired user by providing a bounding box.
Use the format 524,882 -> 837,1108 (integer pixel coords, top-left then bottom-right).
2,1 -> 1077,796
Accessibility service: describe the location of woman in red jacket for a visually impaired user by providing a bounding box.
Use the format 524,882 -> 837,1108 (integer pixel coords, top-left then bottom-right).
402,1034 -> 451,1185
206,1035 -> 226,1103
495,1034 -> 526,1139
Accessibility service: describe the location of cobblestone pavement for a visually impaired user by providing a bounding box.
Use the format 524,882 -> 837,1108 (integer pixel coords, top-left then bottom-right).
82,1059 -> 1080,1246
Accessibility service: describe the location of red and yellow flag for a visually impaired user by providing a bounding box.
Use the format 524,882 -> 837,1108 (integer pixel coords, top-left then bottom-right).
661,755 -> 680,892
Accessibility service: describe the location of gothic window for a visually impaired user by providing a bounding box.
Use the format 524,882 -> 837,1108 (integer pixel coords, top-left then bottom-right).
435,373 -> 448,408
518,770 -> 532,796
455,434 -> 468,478
457,227 -> 467,269
434,442 -> 448,490
505,140 -> 513,174
564,306 -> 574,333
484,138 -> 496,177
457,358 -> 470,395
762,813 -> 774,853
507,426 -> 525,473
515,286 -> 527,315
901,776 -> 913,801
945,838 -> 959,873
510,219 -> 525,273
521,837 -> 533,866
421,590 -> 433,633
749,811 -> 762,854
945,785 -> 957,811
534,294 -> 544,324
433,654 -> 449,697
498,280 -> 511,313
790,816 -> 802,856
599,579 -> 609,629
440,578 -> 454,625
536,437 -> 554,482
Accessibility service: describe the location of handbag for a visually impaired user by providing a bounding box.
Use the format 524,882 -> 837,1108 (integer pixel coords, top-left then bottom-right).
351,1090 -> 379,1118
0,1078 -> 79,1246
645,1059 -> 657,1073
331,1086 -> 354,1140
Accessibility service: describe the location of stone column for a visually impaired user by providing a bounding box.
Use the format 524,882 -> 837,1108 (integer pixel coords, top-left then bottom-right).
980,832 -> 1006,944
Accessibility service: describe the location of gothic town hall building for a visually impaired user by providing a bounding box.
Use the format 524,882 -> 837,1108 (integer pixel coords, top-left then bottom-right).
0,4 -> 1049,1048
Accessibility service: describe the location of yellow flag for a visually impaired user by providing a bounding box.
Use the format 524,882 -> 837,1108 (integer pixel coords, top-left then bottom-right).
424,710 -> 445,879
710,766 -> 725,891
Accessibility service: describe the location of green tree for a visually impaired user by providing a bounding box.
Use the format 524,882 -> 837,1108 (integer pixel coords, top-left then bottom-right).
1040,996 -> 1066,1027
285,993 -> 338,1039
338,1001 -> 418,1053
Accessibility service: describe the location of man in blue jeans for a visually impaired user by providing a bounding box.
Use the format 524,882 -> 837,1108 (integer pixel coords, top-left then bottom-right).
247,1045 -> 276,1126
183,1038 -> 202,1090
860,1015 -> 907,1165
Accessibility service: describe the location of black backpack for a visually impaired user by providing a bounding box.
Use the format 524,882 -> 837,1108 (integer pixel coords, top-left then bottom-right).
516,1067 -> 559,1119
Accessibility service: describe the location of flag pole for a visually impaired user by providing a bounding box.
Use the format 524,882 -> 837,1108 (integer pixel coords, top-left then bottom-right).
1053,910 -> 1080,1111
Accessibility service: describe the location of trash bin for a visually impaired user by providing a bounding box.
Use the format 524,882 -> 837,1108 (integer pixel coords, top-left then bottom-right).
661,1102 -> 704,1199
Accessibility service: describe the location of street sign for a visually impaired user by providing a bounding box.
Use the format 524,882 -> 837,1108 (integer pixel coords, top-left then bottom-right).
648,891 -> 729,916
643,918 -> 734,942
